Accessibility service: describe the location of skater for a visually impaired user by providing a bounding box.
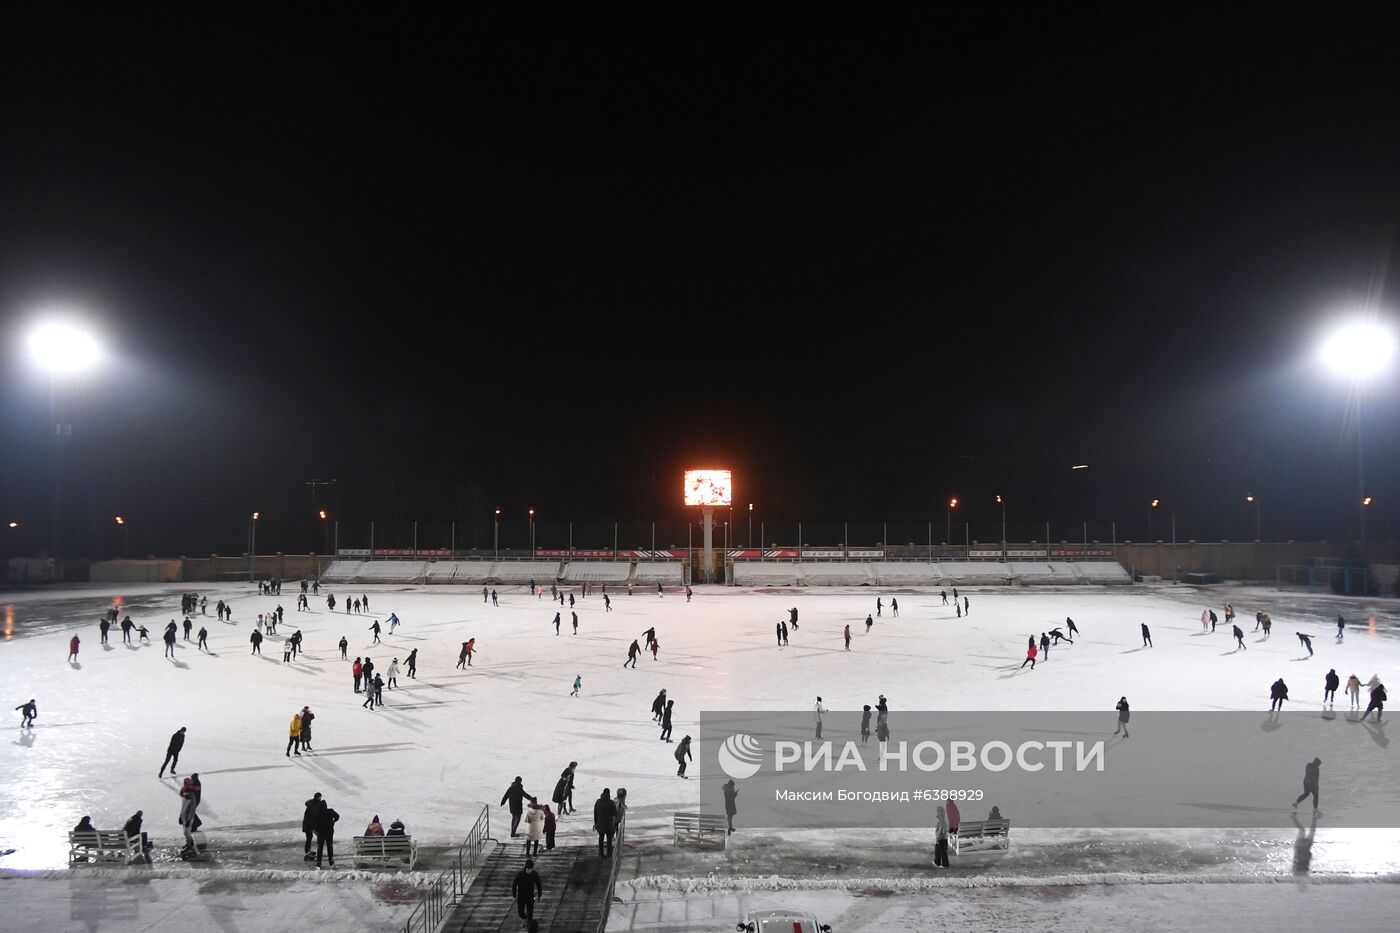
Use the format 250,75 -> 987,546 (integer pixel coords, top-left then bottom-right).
353,658 -> 363,692
1224,603 -> 1235,625
658,582 -> 664,597
568,594 -> 575,610
287,710 -> 303,756
159,726 -> 187,776
522,800 -> 544,856
483,586 -> 489,603
352,598 -> 361,614
572,611 -> 578,635
685,584 -> 693,602
933,805 -> 950,868
1209,609 -> 1218,632
1262,614 -> 1273,638
197,626 -> 208,651
1140,623 -> 1152,647
675,734 -> 692,777
1292,757 -> 1321,812
1336,615 -> 1345,641
1270,678 -> 1289,712
1049,627 -> 1072,645
385,658 -> 399,689
387,612 -> 399,635
660,699 -> 674,741
338,636 -> 348,660
250,629 -> 263,655
299,706 -> 315,750
1114,697 -> 1130,737
814,696 -> 824,739
1201,608 -> 1210,632
571,674 -> 582,697
781,620 -> 789,645
956,602 -> 962,619
625,640 -> 641,668
1360,680 -> 1387,721
314,797 -> 339,868
1021,642 -> 1037,669
511,859 -> 542,922
775,622 -> 783,647
1324,669 -> 1339,705
891,597 -> 899,617
491,589 -> 498,606
1297,632 -> 1313,657
362,677 -> 378,708
877,598 -> 882,617
99,617 -> 110,645
68,634 -> 80,662
372,674 -> 385,707
457,642 -> 470,669
15,698 -> 37,728
138,625 -> 150,643
501,776 -> 532,837
183,617 -> 193,641
650,637 -> 659,660
178,776 -> 201,855
551,769 -> 571,817
593,789 -> 616,856
865,614 -> 873,634
465,639 -> 476,667
121,616 -> 134,643
406,648 -> 418,678
1066,617 -> 1079,638
1346,674 -> 1363,709
283,642 -> 292,664
369,620 -> 381,644
327,594 -> 335,611
302,793 -> 324,860
860,704 -> 872,743
941,590 -> 948,605
642,626 -> 656,648
1040,632 -> 1051,659
652,689 -> 668,722
553,612 -> 561,635
723,778 -> 739,833
1254,610 -> 1263,632
844,624 -> 852,650
963,596 -> 969,615
362,656 -> 375,687
789,607 -> 799,630
1233,624 -> 1246,650
604,593 -> 612,611
163,626 -> 177,658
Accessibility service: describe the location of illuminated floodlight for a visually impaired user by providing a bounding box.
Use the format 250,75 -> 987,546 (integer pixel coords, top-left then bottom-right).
1363,497 -> 1373,506
114,516 -> 125,525
684,469 -> 733,507
7,522 -> 18,529
1071,464 -> 1089,470
1320,320 -> 1396,380
27,320 -> 103,373
1151,499 -> 1160,508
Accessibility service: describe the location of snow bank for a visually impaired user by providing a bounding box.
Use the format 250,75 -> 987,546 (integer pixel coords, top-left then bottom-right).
563,562 -> 633,584
624,870 -> 1400,892
631,562 -> 684,585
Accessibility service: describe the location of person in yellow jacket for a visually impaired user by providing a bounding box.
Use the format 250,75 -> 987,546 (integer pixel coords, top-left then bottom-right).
286,712 -> 303,757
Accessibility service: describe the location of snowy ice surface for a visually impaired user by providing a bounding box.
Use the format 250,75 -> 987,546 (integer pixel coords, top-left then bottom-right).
1,581 -> 1398,930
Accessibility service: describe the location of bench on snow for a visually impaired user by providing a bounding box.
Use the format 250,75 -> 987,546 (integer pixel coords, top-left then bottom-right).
672,812 -> 727,849
352,835 -> 418,870
68,831 -> 144,865
952,819 -> 1011,855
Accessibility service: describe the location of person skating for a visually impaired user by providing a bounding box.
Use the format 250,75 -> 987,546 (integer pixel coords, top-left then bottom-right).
781,620 -> 789,645
624,640 -> 641,669
287,711 -> 303,755
1360,680 -> 1387,721
457,641 -> 470,669
137,625 -> 150,643
652,689 -> 668,722
723,778 -> 739,833
963,596 -> 969,615
1114,697 -> 1130,738
1224,603 -> 1235,626
250,629 -> 262,655
1049,627 -> 1072,645
941,590 -> 948,605
501,776 -> 532,837
572,611 -> 578,635
1040,632 -> 1051,659
1262,614 -> 1273,638
68,634 -> 80,663
1201,609 -> 1210,632
406,647 -> 418,678
372,673 -> 385,707
1140,623 -> 1152,647
369,620 -> 381,644
844,624 -> 852,650
1021,643 -> 1037,670
775,622 -> 783,647
660,699 -> 674,741
302,792 -> 324,860
178,776 -> 201,855
1254,610 -> 1263,632
568,593 -> 575,611
353,657 -> 364,692
121,616 -> 134,643
604,593 -> 612,611
387,612 -> 400,635
314,797 -> 339,868
385,658 -> 399,690
1066,617 -> 1079,638
956,602 -> 962,618
657,582 -> 664,597
465,639 -> 477,667
15,698 -> 37,728
511,859 -> 542,922
891,597 -> 899,617
1233,624 -> 1246,650
641,626 -> 656,648
183,617 -> 193,641
650,637 -> 660,660
338,636 -> 348,660
1346,674 -> 1363,710
1209,609 -> 1218,632
299,706 -> 315,750
1292,757 -> 1322,813
1336,614 -> 1345,642
1324,669 -> 1339,705
571,674 -> 582,697
593,788 -> 617,857
197,626 -> 208,651
551,770 -> 570,818
482,586 -> 488,603
789,607 -> 799,630
99,617 -> 110,645
877,597 -> 883,617
491,589 -> 498,606
160,726 -> 187,776
553,612 -> 561,636
675,734 -> 693,778
865,614 -> 873,634
163,625 -> 178,658
860,705 -> 872,744
1270,678 -> 1289,712
1297,632 -> 1313,657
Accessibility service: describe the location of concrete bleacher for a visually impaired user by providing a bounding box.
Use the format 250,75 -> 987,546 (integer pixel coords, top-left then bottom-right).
1072,561 -> 1133,584
800,563 -> 878,586
490,561 -> 562,584
871,563 -> 941,585
630,562 -> 684,585
321,560 -> 365,583
732,563 -> 800,586
357,561 -> 429,583
733,560 -> 1132,586
561,562 -> 633,584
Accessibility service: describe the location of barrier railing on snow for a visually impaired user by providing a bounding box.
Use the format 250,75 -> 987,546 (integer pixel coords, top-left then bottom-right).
401,804 -> 492,933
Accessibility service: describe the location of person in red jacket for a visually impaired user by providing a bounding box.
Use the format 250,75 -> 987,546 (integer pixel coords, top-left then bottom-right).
946,800 -> 961,836
352,658 -> 363,693
1020,643 -> 1037,670
68,635 -> 80,662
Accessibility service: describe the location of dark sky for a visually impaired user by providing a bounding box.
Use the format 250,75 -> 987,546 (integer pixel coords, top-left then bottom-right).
2,8 -> 1398,558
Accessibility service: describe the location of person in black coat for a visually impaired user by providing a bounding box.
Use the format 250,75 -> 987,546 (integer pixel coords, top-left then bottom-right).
159,727 -> 187,777
1140,623 -> 1152,647
1270,678 -> 1289,712
1324,669 -> 1340,705
1232,624 -> 1246,650
511,859 -> 542,921
593,788 -> 617,857
314,800 -> 340,867
501,776 -> 532,837
1292,757 -> 1321,812
302,792 -> 324,860
651,689 -> 667,722
723,778 -> 739,833
660,699 -> 674,742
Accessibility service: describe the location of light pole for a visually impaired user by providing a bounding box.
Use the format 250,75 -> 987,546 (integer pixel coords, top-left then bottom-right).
1245,495 -> 1259,542
26,319 -> 102,560
996,495 -> 1006,559
946,497 -> 958,544
528,509 -> 535,556
249,512 -> 260,580
748,503 -> 754,549
1149,498 -> 1159,542
1320,318 -> 1395,543
494,508 -> 501,558
318,509 -> 328,558
115,516 -> 127,558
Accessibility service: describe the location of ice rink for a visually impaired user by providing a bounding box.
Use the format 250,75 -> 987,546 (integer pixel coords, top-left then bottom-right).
2,578 -> 1398,930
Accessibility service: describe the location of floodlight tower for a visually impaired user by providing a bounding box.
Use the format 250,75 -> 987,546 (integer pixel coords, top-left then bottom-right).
684,469 -> 733,583
1319,319 -> 1396,543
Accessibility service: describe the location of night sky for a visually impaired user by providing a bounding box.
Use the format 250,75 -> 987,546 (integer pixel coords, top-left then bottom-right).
2,9 -> 1398,558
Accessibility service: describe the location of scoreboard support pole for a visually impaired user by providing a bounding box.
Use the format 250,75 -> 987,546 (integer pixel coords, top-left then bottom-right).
702,507 -> 716,583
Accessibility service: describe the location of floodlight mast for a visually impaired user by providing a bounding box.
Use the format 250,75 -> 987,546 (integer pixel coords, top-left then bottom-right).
1320,319 -> 1395,543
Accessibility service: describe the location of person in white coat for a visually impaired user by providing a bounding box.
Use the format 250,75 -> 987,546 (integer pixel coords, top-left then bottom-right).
385,659 -> 400,690
522,799 -> 544,856
814,697 -> 825,740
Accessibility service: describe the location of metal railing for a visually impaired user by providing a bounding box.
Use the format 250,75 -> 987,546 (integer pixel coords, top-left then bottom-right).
402,804 -> 493,933
596,815 -> 626,933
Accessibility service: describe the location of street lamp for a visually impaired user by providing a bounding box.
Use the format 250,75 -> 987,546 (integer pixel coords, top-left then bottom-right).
1320,318 -> 1396,543
114,516 -> 127,558
494,508 -> 501,558
995,495 -> 1006,559
249,512 -> 260,581
528,509 -> 535,556
748,503 -> 754,549
26,318 -> 103,560
1245,495 -> 1260,542
946,497 -> 958,544
1149,499 -> 1160,542
318,509 -> 328,556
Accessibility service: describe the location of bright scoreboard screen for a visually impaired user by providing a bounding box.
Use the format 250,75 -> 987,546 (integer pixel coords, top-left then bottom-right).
683,469 -> 733,507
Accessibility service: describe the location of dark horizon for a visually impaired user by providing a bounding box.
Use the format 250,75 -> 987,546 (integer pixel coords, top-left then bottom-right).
2,9 -> 1399,560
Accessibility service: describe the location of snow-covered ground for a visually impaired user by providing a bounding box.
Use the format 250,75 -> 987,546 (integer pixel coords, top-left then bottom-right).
2,580 -> 1397,930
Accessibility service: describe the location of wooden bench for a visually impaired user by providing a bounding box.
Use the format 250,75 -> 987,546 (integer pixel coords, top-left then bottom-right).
951,818 -> 1011,855
68,831 -> 143,865
672,812 -> 727,849
352,834 -> 418,870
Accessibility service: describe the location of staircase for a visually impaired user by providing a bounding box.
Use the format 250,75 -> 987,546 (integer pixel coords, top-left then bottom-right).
442,839 -> 615,932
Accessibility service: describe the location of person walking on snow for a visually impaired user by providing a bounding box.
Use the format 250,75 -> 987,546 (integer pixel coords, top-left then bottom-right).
1114,697 -> 1130,737
160,727 -> 187,776
1297,632 -> 1313,656
675,735 -> 692,777
286,711 -> 303,756
593,789 -> 616,857
1233,624 -> 1246,650
1324,669 -> 1339,705
501,776 -> 532,837
625,640 -> 641,668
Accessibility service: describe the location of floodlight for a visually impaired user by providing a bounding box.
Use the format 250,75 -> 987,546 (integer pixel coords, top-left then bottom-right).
27,320 -> 102,373
1320,321 -> 1396,380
